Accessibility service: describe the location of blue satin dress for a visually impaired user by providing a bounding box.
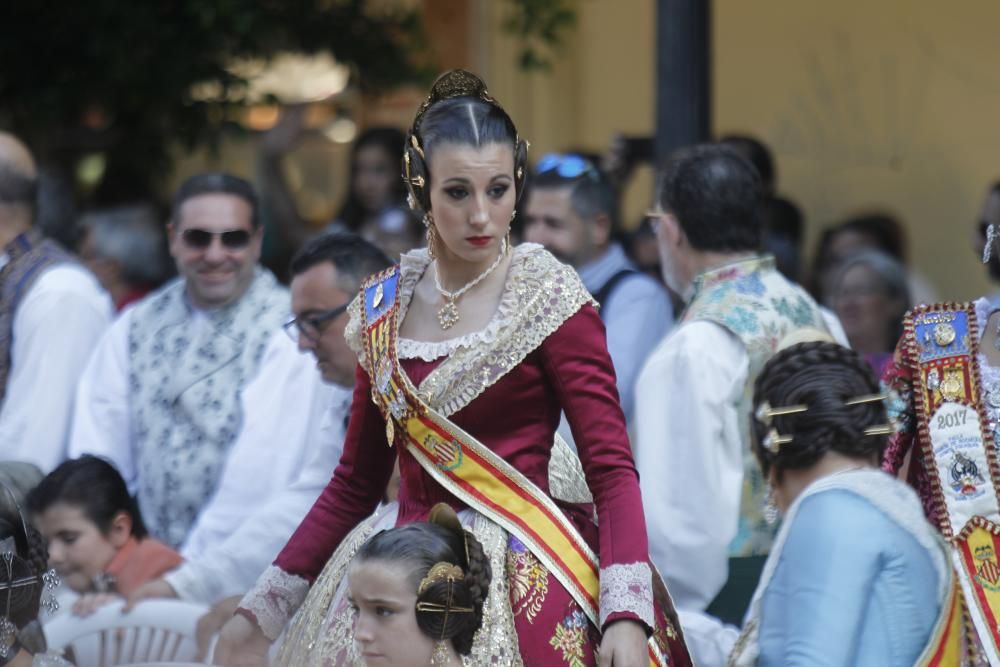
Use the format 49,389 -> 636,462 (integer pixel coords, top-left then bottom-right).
757,489 -> 942,666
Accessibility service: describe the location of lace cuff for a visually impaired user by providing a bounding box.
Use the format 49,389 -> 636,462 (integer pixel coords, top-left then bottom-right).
237,565 -> 310,641
599,562 -> 654,629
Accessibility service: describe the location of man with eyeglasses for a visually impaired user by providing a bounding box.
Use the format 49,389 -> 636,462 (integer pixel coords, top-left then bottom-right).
634,145 -> 845,664
69,172 -> 289,549
0,133 -> 112,472
123,233 -> 391,647
523,153 -> 673,423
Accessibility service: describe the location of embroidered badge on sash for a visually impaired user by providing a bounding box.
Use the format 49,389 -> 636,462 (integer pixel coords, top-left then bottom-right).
906,304 -> 1000,662
424,434 -> 463,471
958,518 -> 1000,636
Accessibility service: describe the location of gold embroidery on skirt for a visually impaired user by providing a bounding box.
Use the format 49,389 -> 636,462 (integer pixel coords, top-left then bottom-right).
507,540 -> 550,624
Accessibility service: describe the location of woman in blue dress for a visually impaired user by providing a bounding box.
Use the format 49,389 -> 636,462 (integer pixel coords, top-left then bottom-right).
729,341 -> 961,667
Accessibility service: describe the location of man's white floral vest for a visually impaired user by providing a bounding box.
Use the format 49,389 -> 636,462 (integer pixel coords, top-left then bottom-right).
128,268 -> 288,547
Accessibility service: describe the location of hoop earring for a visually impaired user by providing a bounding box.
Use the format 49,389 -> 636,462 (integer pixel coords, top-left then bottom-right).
424,213 -> 439,260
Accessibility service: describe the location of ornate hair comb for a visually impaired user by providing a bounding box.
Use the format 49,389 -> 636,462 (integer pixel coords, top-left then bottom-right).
415,561 -> 473,641
417,562 -> 465,596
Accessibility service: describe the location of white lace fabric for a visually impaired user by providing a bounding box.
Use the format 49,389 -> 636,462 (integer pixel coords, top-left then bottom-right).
599,561 -> 654,629
344,243 -> 596,419
393,247 -> 528,362
238,565 -> 310,641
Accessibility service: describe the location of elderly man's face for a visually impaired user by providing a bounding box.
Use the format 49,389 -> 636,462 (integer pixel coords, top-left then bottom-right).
168,193 -> 262,309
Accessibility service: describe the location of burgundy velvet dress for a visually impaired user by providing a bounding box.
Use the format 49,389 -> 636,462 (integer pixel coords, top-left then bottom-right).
239,244 -> 690,666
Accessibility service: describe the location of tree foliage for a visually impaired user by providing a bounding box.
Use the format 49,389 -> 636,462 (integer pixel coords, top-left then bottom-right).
0,0 -> 426,202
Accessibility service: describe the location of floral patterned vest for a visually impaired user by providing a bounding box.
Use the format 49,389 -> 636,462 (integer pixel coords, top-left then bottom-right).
682,255 -> 829,557
128,268 -> 288,547
0,230 -> 74,403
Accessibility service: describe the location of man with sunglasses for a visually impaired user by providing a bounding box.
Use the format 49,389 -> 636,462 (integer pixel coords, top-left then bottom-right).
70,172 -> 289,549
524,153 -> 673,423
0,133 -> 112,472
123,234 -> 391,648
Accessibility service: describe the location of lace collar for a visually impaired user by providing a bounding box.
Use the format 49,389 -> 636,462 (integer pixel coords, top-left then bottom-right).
394,244 -> 540,361
345,243 -> 594,417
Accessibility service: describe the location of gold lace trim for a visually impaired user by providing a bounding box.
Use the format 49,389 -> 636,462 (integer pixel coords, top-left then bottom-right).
345,243 -> 595,418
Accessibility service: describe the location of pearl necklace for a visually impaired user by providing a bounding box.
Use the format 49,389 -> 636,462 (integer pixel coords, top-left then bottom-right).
432,240 -> 508,330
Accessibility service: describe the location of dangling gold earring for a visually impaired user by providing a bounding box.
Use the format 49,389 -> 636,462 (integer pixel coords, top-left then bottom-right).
506,209 -> 515,252
430,640 -> 451,665
763,485 -> 779,526
424,213 -> 438,260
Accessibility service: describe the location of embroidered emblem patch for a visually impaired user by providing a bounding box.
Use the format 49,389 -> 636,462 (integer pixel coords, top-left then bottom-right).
950,451 -> 987,500
914,310 -> 970,362
425,434 -> 462,471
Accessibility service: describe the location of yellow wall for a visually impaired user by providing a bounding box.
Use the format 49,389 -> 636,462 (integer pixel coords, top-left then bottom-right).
715,0 -> 1000,300
483,0 -> 1000,300
168,1 -> 1000,301
476,0 -> 658,230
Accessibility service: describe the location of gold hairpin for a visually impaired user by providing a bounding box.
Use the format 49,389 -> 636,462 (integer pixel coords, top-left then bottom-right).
863,424 -> 895,437
845,393 -> 888,406
755,401 -> 809,427
417,562 -> 465,595
763,428 -> 793,454
408,174 -> 425,188
416,601 -> 474,614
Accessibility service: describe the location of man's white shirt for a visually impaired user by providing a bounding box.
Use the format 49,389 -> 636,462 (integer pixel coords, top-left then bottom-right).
166,333 -> 352,603
634,310 -> 847,661
1,264 -> 112,471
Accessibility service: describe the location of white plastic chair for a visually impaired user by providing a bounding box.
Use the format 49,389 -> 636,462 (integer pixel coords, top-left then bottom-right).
43,599 -> 209,667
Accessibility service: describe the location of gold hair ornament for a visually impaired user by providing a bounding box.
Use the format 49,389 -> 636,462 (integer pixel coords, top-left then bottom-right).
762,428 -> 793,454
754,401 -> 808,427
417,562 -> 465,595
416,562 -> 474,643
863,424 -> 895,437
844,392 -> 888,407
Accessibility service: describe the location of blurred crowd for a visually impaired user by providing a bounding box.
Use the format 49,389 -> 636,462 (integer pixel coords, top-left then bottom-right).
0,95 -> 997,665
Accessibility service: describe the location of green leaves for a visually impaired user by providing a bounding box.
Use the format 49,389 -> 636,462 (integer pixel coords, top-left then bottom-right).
503,0 -> 578,71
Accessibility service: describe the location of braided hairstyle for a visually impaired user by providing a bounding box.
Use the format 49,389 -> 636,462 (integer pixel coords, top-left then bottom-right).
353,517 -> 492,655
403,70 -> 529,219
752,341 -> 888,480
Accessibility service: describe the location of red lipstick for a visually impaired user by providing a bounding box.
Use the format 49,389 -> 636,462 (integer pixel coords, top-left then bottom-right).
466,236 -> 491,247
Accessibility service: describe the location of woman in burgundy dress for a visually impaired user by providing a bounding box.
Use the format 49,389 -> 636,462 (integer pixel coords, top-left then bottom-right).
213,70 -> 691,667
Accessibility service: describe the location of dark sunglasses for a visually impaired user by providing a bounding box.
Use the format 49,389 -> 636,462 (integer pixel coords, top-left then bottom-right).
536,153 -> 600,180
181,228 -> 252,250
283,302 -> 351,343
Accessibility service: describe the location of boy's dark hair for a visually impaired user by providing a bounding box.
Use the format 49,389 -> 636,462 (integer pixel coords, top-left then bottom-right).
27,455 -> 148,539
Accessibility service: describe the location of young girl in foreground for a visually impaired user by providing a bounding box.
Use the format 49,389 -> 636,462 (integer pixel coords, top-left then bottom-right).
347,504 -> 490,666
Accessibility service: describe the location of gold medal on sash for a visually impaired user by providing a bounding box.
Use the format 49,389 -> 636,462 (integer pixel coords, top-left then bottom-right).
385,417 -> 395,447
935,322 -> 957,347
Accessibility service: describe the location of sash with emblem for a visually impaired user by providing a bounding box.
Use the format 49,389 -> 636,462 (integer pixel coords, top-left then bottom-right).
904,302 -> 1000,662
360,266 -> 676,667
